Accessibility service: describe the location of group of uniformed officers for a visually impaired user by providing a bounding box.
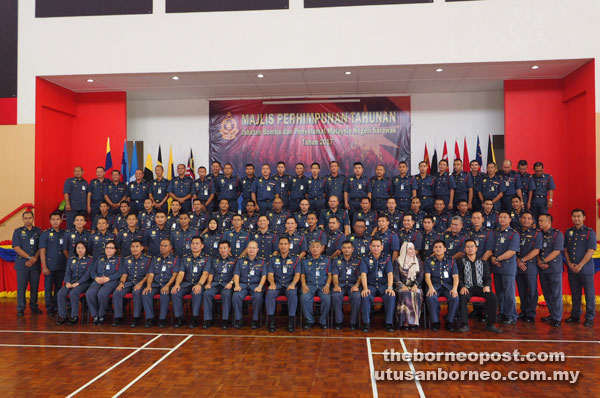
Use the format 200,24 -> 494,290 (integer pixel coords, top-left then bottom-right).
11,157 -> 597,333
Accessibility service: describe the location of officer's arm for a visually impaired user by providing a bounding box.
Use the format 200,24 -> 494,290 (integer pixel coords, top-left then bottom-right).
516,188 -> 523,201
233,274 -> 240,289
526,190 -> 533,208
13,245 -> 30,260
344,225 -> 351,236
332,274 -> 340,289
291,271 -> 300,286
164,273 -> 177,289
206,193 -> 215,206
467,188 -> 473,206
387,272 -> 393,290
331,250 -> 342,258
482,249 -> 492,261
424,273 -> 434,292
360,272 -> 368,291
104,194 -> 115,207
496,250 -> 516,261
258,275 -> 267,290
521,248 -> 540,262
448,189 -> 454,208
145,273 -> 154,288
343,191 -> 350,208
452,251 -> 465,260
452,273 -> 459,291
64,192 -> 71,210
199,271 -> 210,286
267,272 -> 276,288
412,189 -> 417,198
492,191 -> 503,203
300,273 -> 308,289
39,248 -> 47,269
542,249 -> 561,263
578,248 -> 595,268
174,270 -> 185,287
251,192 -> 258,207
392,250 -> 399,263
478,192 -> 484,202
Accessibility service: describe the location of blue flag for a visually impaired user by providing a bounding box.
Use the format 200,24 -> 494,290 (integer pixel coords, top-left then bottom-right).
475,136 -> 482,166
104,137 -> 113,171
129,141 -> 138,182
120,140 -> 129,183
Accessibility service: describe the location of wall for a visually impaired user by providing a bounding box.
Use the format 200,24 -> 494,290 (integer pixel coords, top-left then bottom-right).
127,91 -> 504,175
0,125 -> 35,241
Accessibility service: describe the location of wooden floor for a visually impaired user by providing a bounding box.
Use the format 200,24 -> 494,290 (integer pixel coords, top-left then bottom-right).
0,299 -> 598,397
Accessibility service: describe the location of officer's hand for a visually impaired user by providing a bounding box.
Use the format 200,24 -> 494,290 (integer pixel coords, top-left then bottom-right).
268,284 -> 276,290
322,285 -> 330,294
517,260 -> 527,272
192,285 -> 202,294
361,288 -> 371,298
234,285 -> 241,292
385,288 -> 395,296
42,266 -> 50,276
160,286 -> 169,294
171,285 -> 180,294
426,288 -> 437,297
65,203 -> 71,211
351,285 -> 359,292
460,287 -> 469,295
143,286 -> 152,295
547,200 -> 553,209
483,286 -> 491,293
400,286 -> 409,292
87,206 -> 92,214
116,283 -> 123,292
447,203 -> 453,210
450,288 -> 458,298
205,283 -> 212,290
254,286 -> 262,293
287,284 -> 296,291
411,285 -> 419,293
333,286 -> 341,292
72,282 -> 79,288
225,282 -> 233,290
344,202 -> 350,210
25,259 -> 33,267
134,282 -> 143,291
65,282 -> 73,289
302,285 -> 309,294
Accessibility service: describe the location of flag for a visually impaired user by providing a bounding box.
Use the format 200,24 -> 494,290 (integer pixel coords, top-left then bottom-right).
157,145 -> 163,167
185,148 -> 195,179
454,140 -> 461,162
463,137 -> 470,172
431,149 -> 438,175
129,142 -> 138,182
104,137 -> 113,171
442,141 -> 448,161
487,134 -> 496,165
120,140 -> 129,183
144,153 -> 153,182
167,145 -> 174,180
475,136 -> 483,166
423,144 -> 431,174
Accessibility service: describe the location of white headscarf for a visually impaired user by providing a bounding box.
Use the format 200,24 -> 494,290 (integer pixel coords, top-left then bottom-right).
397,241 -> 418,283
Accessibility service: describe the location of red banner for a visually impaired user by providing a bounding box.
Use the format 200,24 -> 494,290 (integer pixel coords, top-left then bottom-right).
209,97 -> 411,175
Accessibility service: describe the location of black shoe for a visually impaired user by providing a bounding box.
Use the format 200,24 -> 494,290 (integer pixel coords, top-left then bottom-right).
98,317 -> 105,325
320,323 -> 328,330
485,325 -> 503,334
176,317 -> 185,328
17,310 -> 24,317
551,320 -> 561,328
222,320 -> 230,329
541,316 -> 553,323
517,312 -> 525,319
431,322 -> 440,331
583,319 -> 593,328
56,316 -> 66,325
386,324 -> 395,333
303,322 -> 314,330
234,320 -> 242,329
334,323 -> 342,330
31,307 -> 42,314
145,318 -> 154,328
251,320 -> 259,329
445,322 -> 455,332
268,317 -> 276,333
565,316 -> 579,323
522,316 -> 534,323
69,316 -> 79,325
112,318 -> 122,327
157,320 -> 166,328
457,324 -> 470,333
203,320 -> 213,329
350,323 -> 357,330
189,318 -> 198,329
47,309 -> 55,316
131,317 -> 141,328
502,319 -> 516,325
287,317 -> 295,332
362,323 -> 370,333
92,316 -> 99,325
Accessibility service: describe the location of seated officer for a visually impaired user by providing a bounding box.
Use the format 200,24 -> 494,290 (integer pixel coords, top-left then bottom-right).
223,214 -> 250,258
457,239 -> 501,334
381,197 -> 403,233
167,200 -> 182,231
537,214 -> 564,328
212,199 -> 235,233
303,212 -> 328,249
300,241 -> 332,329
442,216 -> 468,260
86,242 -> 121,325
203,241 -> 237,329
56,242 -> 92,325
516,211 -> 542,323
92,201 -> 115,233
232,241 -> 267,329
424,240 -> 459,331
115,213 -> 143,257
420,216 -> 441,261
242,200 -> 260,232
266,237 -> 301,332
431,198 -> 451,234
170,212 -> 199,257
143,210 -> 171,257
373,215 -> 400,262
171,236 -> 212,328
112,240 -> 151,327
319,195 -> 351,235
252,215 -> 277,260
142,239 -> 178,328
359,238 -> 395,332
332,241 -> 361,330
295,199 -> 311,233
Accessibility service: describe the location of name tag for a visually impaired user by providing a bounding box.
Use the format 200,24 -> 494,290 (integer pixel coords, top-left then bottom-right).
366,220 -> 370,226
277,219 -> 281,224
486,221 -> 491,227
424,243 -> 429,250
543,242 -> 547,248
193,266 -> 198,273
505,181 -> 510,187
213,241 -> 218,248
315,270 -> 320,277
172,222 -> 177,229
300,185 -> 304,191
500,237 -> 505,244
377,270 -> 383,278
361,247 -> 365,254
282,266 -> 288,274
358,184 -> 362,190
229,184 -> 233,190
249,269 -> 255,276
346,268 -> 352,275
416,222 -> 421,229
281,182 -> 285,188
393,223 -> 398,229
29,238 -> 35,245
82,185 -> 86,191
204,189 -> 208,196
289,243 -> 294,249
221,267 -> 227,274
400,185 -> 404,191
147,220 -> 151,227
443,270 -> 449,279
490,186 -> 495,192
161,265 -> 167,272
105,264 -> 110,270
59,238 -> 64,245
236,241 -> 241,249
185,242 -> 190,250
266,186 -> 271,192
158,188 -> 162,194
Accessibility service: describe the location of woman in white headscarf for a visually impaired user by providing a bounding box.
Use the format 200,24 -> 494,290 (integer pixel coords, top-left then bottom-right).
394,241 -> 424,329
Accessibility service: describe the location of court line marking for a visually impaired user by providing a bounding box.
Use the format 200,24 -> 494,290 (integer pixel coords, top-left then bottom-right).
0,330 -> 598,343
366,337 -> 378,398
370,352 -> 600,360
400,338 -> 426,398
66,334 -> 163,398
112,334 -> 194,398
0,343 -> 170,350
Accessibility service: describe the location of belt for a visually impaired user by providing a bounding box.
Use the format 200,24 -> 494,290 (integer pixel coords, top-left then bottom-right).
534,194 -> 546,198
309,197 -> 323,201
395,197 -> 410,201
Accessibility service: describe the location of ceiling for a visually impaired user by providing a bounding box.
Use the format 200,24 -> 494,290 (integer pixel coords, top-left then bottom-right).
42,59 -> 590,101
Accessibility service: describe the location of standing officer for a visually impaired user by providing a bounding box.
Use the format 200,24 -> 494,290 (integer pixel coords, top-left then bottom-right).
62,214 -> 91,258
499,160 -> 523,212
171,236 -> 212,328
251,164 -> 279,214
12,211 -> 42,317
86,243 -> 121,325
424,240 -> 459,331
112,240 -> 151,327
273,161 -> 292,210
203,241 -> 237,329
189,199 -> 209,232
452,159 -> 473,210
517,160 -> 536,211
391,161 -> 412,213
149,165 -> 170,213
381,198 -> 403,233
433,160 -> 456,210
407,197 -> 426,231
39,212 -> 67,315
469,160 -> 484,211
564,209 -> 596,327
266,197 -> 291,235
88,166 -> 109,220
411,161 -> 435,214
531,162 -> 556,219
479,162 -> 504,212
421,216 -> 441,261
103,170 -> 127,214
359,238 -> 395,332
304,212 -> 328,250
454,200 -> 473,231
223,214 -> 250,258
300,241 -> 332,329
214,163 -> 241,212
469,211 -> 494,260
89,217 -> 115,258
370,164 -> 391,212
56,242 -> 92,325
373,215 -> 400,262
307,162 -> 326,213
207,160 -> 222,183
240,164 -> 256,213
232,241 -> 267,329
515,211 -> 542,322
319,195 -> 351,235
344,162 -> 371,217
275,217 -> 307,259
252,215 -> 277,260
142,239 -> 178,328
192,166 -> 216,214
115,213 -> 143,257
397,214 -> 423,257
143,211 -> 171,257
169,164 -> 194,212
126,169 -> 149,214
324,160 -> 346,203
431,198 -> 451,234
509,196 -> 528,231
332,241 -> 361,330
537,213 -> 564,327
63,166 -> 89,228
289,163 -> 308,214
481,199 -> 499,230
170,213 -> 199,257
353,197 -> 378,235
489,211 -> 520,325
92,202 -> 115,233
212,199 -> 235,233
266,237 -> 301,332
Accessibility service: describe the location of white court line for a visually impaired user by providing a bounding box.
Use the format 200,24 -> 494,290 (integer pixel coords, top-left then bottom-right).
366,338 -> 378,398
112,334 -> 194,398
400,338 -> 426,398
0,343 -> 170,350
66,334 -> 162,398
371,352 -> 600,360
370,336 -> 600,344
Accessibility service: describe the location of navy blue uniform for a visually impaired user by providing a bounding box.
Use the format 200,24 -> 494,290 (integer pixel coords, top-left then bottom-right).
276,232 -> 307,257
348,234 -> 371,259
301,256 -> 332,326
490,226 -> 520,322
126,180 -> 150,214
215,175 -> 242,212
374,229 -> 400,259
471,172 -> 485,211
63,177 -> 89,227
13,226 -> 42,312
325,230 -> 345,257
266,209 -> 291,235
170,227 -> 199,257
103,182 -> 127,213
113,254 -> 151,319
332,256 -> 361,325
149,178 -> 170,212
242,212 -> 259,232
189,211 -> 209,232
63,229 -> 91,258
531,173 -> 556,219
420,230 -> 441,260
192,177 -> 216,213
431,211 -> 450,234
92,212 -> 115,233
168,176 -> 194,212
86,255 -> 121,318
344,175 -> 371,216
353,210 -> 378,235
565,225 -> 597,321
411,174 -> 435,213
137,210 -> 156,232
370,176 -> 391,212
516,228 -> 542,318
480,174 -> 505,211
294,211 -> 310,233
89,231 -> 115,259
307,176 -> 326,213
359,254 -> 394,325
40,228 -> 67,311
143,225 -> 171,257
425,255 -> 459,324
266,254 -> 301,316
303,227 -> 328,248
538,228 -> 564,322
173,254 -> 212,318
454,211 -> 473,231
318,208 -> 350,233
200,232 -> 222,258
89,178 -> 109,218
115,228 -> 144,258
381,209 -> 403,233
143,254 -> 177,320
433,172 -> 456,208
251,230 -> 277,260
397,229 -> 423,254
240,176 -> 256,212
499,171 -> 522,211
251,177 -> 279,214
203,255 -> 237,321
408,210 -> 426,231
112,213 -> 131,233
324,174 -> 346,203
452,171 -> 473,208
223,228 -> 250,258
518,172 -> 536,209
442,231 -> 468,258
289,175 -> 308,213
212,210 -> 235,233
57,256 -> 92,319
232,257 -> 267,322
391,174 -> 412,212
482,210 -> 498,231
273,174 -> 292,209
469,227 -> 494,259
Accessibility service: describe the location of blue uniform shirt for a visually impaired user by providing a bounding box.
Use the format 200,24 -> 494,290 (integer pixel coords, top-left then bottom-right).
374,229 -> 400,258
252,230 -> 277,260
344,175 -> 371,200
192,177 -> 216,202
115,228 -> 144,257
210,256 -> 237,286
500,171 -> 522,196
325,230 -> 345,256
421,230 -> 441,259
303,227 -> 328,247
92,213 -> 115,232
126,180 -> 149,202
425,255 -> 458,290
122,254 -> 152,284
103,181 -> 127,204
290,175 -> 308,200
170,227 -> 200,257
268,254 -> 301,288
359,254 -> 392,288
266,209 -> 291,235
189,211 -> 209,231
332,256 -> 361,286
397,229 -> 423,253
89,178 -> 109,204
482,210 -> 498,230
302,256 -> 331,288
324,174 -> 346,201
89,231 -> 115,259
149,254 -> 177,287
392,175 -> 412,200
63,229 -> 91,258
307,176 -> 326,200
480,174 -> 505,200
468,227 -> 494,259
564,225 -> 597,275
168,176 -> 194,198
201,232 -> 222,258
39,228 -> 67,271
242,213 -> 259,232
532,173 -> 556,197
138,210 -> 156,231
442,231 -> 468,257
251,176 -> 279,201
381,209 -> 403,233
348,234 -> 371,258
91,255 -> 121,280
149,178 -> 170,204
539,228 -> 564,274
276,232 -> 307,256
12,226 -> 41,266
517,228 -> 543,275
294,211 -> 310,232
352,210 -> 378,234
273,174 -> 292,203
411,174 -> 435,198
318,208 -> 350,232
518,172 -> 536,199
223,228 -> 250,258
452,171 -> 473,201
241,176 -> 256,203
215,175 -> 241,201
234,257 -> 266,286
433,172 -> 456,197
178,254 -> 212,285
491,226 -> 520,275
143,225 -> 171,257
431,211 -> 450,234
64,256 -> 93,284
212,211 -> 235,233
63,177 -> 89,210
370,176 -> 391,201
